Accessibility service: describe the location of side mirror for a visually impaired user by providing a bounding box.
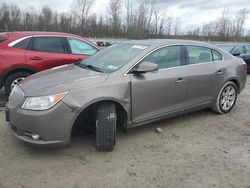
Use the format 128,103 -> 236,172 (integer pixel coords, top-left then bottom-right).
131,62 -> 159,74
232,51 -> 241,56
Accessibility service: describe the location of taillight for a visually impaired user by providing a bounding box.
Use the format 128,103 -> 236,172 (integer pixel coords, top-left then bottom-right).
243,63 -> 247,71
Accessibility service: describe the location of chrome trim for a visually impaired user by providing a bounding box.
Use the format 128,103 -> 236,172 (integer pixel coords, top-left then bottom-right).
8,36 -> 32,47
124,44 -> 224,76
8,35 -> 98,50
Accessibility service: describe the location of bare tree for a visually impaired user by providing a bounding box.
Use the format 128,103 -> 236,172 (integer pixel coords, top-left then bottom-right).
233,9 -> 249,39
125,0 -> 133,35
0,3 -> 10,31
146,0 -> 156,33
9,4 -> 21,30
107,0 -> 122,37
71,0 -> 95,35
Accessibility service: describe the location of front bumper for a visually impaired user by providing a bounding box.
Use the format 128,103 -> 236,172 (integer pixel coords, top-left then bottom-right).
6,101 -> 77,147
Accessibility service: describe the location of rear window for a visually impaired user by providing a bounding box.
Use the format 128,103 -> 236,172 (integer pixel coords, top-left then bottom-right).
13,38 -> 31,49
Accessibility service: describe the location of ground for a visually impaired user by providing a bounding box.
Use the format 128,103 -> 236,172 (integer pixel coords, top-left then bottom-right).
0,77 -> 249,188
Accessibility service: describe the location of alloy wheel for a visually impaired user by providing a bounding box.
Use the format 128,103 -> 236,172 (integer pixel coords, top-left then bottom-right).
220,85 -> 236,111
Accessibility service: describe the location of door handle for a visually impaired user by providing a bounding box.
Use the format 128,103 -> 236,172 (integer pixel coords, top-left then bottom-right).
30,57 -> 42,61
175,78 -> 185,83
216,70 -> 223,75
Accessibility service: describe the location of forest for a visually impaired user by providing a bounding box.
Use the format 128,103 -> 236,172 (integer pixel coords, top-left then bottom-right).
0,0 -> 249,41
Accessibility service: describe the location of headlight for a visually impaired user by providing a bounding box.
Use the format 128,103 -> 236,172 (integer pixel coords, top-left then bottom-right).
21,92 -> 68,111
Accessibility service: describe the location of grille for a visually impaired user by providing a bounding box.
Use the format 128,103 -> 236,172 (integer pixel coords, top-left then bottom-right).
8,85 -> 24,109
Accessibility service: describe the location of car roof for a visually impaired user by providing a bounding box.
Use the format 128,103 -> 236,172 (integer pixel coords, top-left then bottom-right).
122,39 -> 216,48
5,31 -> 84,38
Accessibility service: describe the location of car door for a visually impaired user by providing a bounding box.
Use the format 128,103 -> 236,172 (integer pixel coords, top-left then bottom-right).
185,45 -> 224,108
26,36 -> 72,71
66,37 -> 99,62
130,45 -> 187,124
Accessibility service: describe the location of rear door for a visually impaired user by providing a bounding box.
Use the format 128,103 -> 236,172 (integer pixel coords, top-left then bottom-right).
185,45 -> 225,108
130,45 -> 187,124
26,36 -> 72,71
66,37 -> 99,62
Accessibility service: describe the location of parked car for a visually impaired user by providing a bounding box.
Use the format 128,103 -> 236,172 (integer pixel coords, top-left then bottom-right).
216,43 -> 250,72
0,32 -> 100,95
6,40 -> 247,151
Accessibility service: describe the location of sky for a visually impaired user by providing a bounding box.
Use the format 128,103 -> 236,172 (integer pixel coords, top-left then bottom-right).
2,0 -> 250,28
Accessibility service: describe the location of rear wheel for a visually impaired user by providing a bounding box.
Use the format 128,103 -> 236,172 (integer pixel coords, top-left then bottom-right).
96,102 -> 117,151
212,81 -> 238,114
4,72 -> 31,96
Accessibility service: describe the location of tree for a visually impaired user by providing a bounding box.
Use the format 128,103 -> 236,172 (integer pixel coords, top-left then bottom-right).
233,9 -> 248,39
71,0 -> 95,35
107,0 -> 122,37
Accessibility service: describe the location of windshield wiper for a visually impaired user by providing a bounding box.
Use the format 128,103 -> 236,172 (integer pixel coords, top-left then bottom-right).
77,64 -> 104,73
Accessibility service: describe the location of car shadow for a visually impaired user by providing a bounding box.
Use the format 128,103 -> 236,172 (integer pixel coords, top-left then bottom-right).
20,108 -> 216,156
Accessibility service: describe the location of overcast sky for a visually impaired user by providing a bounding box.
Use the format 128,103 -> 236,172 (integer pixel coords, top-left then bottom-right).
2,0 -> 250,28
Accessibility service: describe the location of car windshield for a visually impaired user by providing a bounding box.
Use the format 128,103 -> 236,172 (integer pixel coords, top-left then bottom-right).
216,44 -> 234,52
79,44 -> 148,73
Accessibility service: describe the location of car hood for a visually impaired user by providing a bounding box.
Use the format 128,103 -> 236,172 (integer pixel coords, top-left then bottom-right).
19,64 -> 109,96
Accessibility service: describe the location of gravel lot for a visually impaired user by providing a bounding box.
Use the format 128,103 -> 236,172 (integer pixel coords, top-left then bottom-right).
0,77 -> 250,188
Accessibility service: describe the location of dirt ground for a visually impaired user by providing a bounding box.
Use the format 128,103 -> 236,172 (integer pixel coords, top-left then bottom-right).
0,77 -> 249,188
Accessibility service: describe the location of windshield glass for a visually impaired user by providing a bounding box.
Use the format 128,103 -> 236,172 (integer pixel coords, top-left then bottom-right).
79,44 -> 148,73
216,44 -> 234,52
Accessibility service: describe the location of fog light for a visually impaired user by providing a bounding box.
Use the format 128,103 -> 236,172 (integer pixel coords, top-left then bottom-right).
31,134 -> 40,140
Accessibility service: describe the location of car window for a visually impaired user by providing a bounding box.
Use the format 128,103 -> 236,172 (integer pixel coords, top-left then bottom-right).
68,38 -> 98,55
187,46 -> 213,64
32,37 -> 65,53
80,44 -> 148,73
142,46 -> 182,69
13,38 -> 31,50
245,45 -> 250,54
212,50 -> 223,61
233,46 -> 245,54
0,37 -> 6,43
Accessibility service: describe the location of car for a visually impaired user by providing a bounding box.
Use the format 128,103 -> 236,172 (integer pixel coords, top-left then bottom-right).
6,39 -> 247,151
0,32 -> 100,95
216,43 -> 250,72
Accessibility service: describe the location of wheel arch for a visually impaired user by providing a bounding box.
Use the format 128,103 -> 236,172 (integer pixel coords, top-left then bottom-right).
0,67 -> 36,87
70,98 -> 129,137
227,78 -> 240,93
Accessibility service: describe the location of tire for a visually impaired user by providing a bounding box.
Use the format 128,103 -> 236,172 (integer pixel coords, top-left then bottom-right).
96,102 -> 117,151
212,81 -> 238,114
4,72 -> 31,96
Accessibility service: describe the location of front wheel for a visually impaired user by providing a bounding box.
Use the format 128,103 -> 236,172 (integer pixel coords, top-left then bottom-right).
96,102 -> 117,151
212,81 -> 238,114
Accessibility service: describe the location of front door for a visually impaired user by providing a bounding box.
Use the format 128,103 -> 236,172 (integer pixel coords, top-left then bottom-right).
130,45 -> 187,124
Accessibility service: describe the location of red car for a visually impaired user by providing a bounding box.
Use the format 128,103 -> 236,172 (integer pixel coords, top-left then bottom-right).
0,32 -> 100,95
